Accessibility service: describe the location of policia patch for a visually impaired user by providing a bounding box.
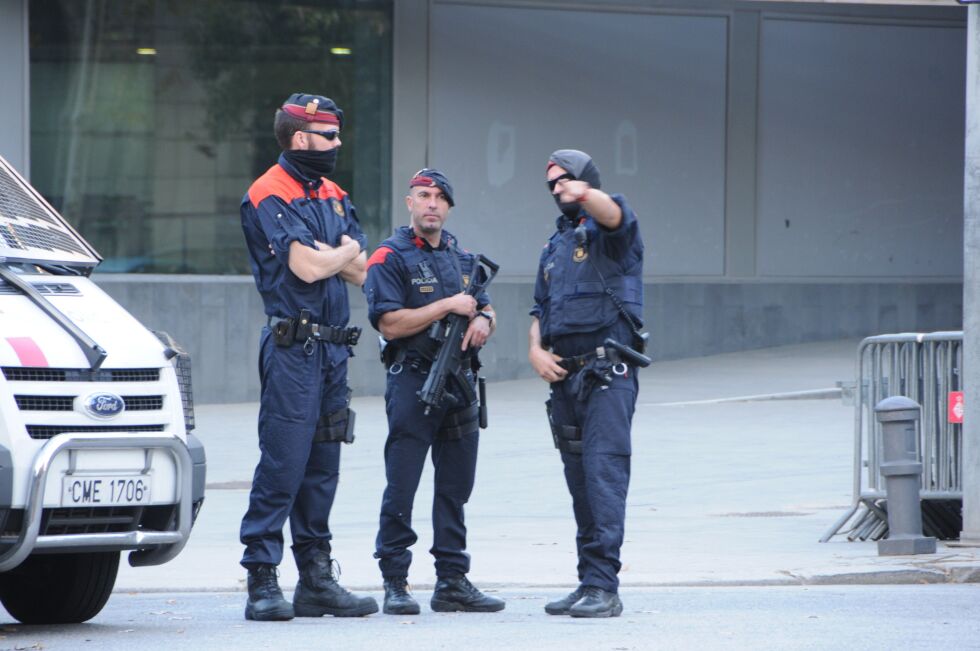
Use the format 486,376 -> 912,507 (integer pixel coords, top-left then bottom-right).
573,246 -> 588,262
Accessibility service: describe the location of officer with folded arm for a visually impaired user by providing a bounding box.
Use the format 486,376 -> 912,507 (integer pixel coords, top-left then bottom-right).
238,92 -> 377,621
363,169 -> 505,615
529,149 -> 645,618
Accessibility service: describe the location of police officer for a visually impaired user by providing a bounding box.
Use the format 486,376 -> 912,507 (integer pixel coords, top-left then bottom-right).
363,169 -> 505,615
528,150 -> 644,618
239,93 -> 378,621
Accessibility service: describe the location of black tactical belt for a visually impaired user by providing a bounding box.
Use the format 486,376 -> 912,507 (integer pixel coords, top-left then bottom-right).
268,315 -> 361,346
557,346 -> 611,373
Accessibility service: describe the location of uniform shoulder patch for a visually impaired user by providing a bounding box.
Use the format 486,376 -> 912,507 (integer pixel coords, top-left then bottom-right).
366,246 -> 395,270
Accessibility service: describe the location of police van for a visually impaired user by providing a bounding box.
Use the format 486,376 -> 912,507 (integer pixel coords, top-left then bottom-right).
0,156 -> 206,624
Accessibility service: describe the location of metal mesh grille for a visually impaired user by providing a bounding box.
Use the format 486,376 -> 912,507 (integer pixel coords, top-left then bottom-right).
14,395 -> 74,411
0,156 -> 98,265
25,424 -> 165,440
13,395 -> 164,411
0,168 -> 57,225
123,396 -> 164,411
4,222 -> 89,256
42,507 -> 139,535
2,367 -> 161,382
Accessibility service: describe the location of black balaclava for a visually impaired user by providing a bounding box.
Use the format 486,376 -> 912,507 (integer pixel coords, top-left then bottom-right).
547,149 -> 601,219
279,92 -> 344,181
283,147 -> 338,181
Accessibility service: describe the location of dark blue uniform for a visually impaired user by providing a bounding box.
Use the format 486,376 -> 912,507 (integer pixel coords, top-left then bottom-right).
239,154 -> 366,570
364,226 -> 490,580
531,194 -> 643,594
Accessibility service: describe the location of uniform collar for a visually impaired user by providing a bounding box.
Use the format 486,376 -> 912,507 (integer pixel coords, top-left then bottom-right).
278,153 -> 323,190
556,214 -> 584,232
398,225 -> 453,251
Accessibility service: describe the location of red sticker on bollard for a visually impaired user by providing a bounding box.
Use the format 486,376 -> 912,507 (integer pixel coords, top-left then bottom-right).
948,391 -> 964,424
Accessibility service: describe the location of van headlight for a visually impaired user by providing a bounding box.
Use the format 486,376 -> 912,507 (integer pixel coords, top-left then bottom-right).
152,330 -> 195,432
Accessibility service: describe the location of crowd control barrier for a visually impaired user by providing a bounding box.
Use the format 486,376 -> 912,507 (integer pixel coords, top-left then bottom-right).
820,332 -> 964,543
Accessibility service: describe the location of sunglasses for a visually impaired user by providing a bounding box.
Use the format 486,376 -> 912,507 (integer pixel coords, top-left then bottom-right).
547,173 -> 574,191
302,129 -> 340,141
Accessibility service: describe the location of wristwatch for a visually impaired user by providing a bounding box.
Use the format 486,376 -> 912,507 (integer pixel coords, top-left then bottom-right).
476,310 -> 495,327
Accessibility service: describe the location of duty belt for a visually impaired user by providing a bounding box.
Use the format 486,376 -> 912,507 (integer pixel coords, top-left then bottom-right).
557,346 -> 614,373
268,315 -> 362,346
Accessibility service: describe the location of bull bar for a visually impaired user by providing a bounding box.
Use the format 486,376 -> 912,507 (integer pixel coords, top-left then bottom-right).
0,433 -> 194,572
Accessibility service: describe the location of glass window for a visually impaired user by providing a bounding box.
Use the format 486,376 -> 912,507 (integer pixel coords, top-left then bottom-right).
29,0 -> 392,274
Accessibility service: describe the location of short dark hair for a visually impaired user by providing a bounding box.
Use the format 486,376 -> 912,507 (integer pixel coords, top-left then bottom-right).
273,109 -> 309,150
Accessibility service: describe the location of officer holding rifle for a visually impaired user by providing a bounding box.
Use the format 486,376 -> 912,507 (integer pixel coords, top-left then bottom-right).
363,168 -> 505,616
528,149 -> 647,618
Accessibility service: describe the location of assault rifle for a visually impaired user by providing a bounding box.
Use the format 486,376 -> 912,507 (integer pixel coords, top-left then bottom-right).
417,254 -> 499,415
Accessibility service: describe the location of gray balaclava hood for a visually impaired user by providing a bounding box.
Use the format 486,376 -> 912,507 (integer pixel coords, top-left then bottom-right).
547,149 -> 601,189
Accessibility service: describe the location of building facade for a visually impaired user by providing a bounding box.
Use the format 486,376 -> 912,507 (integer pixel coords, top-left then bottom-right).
0,0 -> 968,401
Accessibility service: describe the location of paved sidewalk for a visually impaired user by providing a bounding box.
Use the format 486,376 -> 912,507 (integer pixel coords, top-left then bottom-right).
115,339 -> 980,592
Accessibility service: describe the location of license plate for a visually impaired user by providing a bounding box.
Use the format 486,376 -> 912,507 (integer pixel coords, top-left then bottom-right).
62,475 -> 151,507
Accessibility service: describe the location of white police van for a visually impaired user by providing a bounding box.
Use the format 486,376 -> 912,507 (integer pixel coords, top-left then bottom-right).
0,156 -> 206,624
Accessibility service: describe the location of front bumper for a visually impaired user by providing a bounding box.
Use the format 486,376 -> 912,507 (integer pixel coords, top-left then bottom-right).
0,433 -> 201,572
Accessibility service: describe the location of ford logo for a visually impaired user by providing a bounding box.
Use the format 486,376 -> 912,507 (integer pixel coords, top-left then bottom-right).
83,393 -> 125,419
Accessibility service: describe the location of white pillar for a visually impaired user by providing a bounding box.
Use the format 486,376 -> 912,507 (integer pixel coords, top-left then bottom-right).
961,5 -> 980,544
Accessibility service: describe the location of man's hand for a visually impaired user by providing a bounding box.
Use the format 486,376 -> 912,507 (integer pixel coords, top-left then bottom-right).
461,314 -> 491,351
557,179 -> 591,204
446,292 -> 478,318
529,346 -> 568,383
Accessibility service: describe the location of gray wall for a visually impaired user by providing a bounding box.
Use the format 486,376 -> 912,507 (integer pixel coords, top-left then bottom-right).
0,0 -> 28,174
7,0 -> 971,404
92,274 -> 963,403
757,17 -> 966,277
428,4 -> 729,276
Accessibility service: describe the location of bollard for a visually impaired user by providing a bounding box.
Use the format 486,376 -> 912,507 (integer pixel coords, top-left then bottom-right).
875,396 -> 937,555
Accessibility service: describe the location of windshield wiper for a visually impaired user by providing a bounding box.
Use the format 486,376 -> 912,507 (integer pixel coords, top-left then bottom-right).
0,266 -> 107,369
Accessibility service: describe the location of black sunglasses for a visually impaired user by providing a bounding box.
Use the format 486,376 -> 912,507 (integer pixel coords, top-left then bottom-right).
547,173 -> 574,191
302,129 -> 340,141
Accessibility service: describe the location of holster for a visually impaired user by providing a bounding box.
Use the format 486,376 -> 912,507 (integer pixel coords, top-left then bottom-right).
546,399 -> 583,454
272,318 -> 297,347
438,403 -> 479,441
313,389 -> 356,444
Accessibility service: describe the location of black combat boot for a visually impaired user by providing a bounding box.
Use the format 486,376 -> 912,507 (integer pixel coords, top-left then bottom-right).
568,586 -> 623,618
293,552 -> 379,617
383,577 -> 421,615
245,565 -> 294,621
430,574 -> 505,613
544,585 -> 586,616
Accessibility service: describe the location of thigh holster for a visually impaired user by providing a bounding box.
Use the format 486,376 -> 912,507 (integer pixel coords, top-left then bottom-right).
546,399 -> 583,454
313,407 -> 356,444
556,425 -> 583,454
438,403 -> 480,440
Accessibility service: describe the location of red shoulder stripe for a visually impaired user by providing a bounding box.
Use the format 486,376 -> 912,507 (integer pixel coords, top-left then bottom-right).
366,246 -> 394,270
318,179 -> 349,201
248,165 -> 306,207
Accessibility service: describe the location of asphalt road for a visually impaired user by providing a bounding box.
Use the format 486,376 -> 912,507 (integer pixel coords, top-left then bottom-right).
1,585 -> 978,651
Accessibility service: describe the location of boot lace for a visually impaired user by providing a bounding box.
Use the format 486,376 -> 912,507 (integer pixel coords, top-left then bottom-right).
454,575 -> 483,598
252,566 -> 284,598
581,585 -> 603,601
387,577 -> 412,598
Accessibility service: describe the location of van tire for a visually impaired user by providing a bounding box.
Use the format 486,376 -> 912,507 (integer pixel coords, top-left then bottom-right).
0,552 -> 119,624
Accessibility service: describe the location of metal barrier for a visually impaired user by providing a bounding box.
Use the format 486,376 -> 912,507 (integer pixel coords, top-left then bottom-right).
820,331 -> 964,543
